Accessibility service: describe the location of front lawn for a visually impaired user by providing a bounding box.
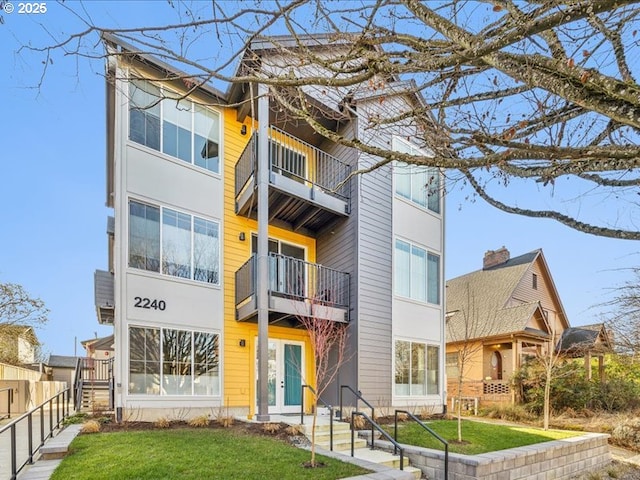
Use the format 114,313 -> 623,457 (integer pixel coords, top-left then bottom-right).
391,419 -> 579,455
51,428 -> 369,480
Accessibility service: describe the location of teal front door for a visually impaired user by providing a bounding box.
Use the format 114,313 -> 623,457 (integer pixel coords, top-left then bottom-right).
259,339 -> 304,414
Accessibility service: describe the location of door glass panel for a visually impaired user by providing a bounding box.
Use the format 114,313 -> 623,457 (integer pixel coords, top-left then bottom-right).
280,243 -> 305,298
268,341 -> 276,406
284,344 -> 302,406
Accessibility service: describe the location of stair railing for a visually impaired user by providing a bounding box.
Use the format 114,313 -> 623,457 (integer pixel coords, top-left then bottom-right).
339,385 -> 375,446
300,384 -> 334,451
351,411 -> 405,471
73,357 -> 83,412
0,387 -> 14,420
0,387 -> 71,480
394,409 -> 449,480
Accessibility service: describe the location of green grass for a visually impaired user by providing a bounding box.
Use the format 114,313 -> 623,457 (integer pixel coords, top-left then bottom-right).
390,419 -> 579,455
51,428 -> 369,480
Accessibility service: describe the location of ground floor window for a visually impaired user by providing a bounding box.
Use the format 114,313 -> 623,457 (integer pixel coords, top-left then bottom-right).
395,340 -> 439,396
129,326 -> 219,396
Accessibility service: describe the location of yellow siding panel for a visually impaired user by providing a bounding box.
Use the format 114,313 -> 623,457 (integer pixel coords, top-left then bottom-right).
222,110 -> 316,417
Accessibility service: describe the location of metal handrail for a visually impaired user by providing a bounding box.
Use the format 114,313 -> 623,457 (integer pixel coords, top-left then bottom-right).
1,387 -> 14,419
0,388 -> 71,480
300,385 -> 334,451
73,357 -> 83,412
339,385 -> 375,447
351,411 -> 405,471
395,409 -> 448,480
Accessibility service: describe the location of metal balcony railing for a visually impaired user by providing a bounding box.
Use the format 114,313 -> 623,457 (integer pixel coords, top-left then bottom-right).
235,253 -> 350,311
234,127 -> 351,202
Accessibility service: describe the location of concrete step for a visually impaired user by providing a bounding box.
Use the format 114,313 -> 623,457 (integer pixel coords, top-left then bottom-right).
351,447 -> 413,470
315,437 -> 368,451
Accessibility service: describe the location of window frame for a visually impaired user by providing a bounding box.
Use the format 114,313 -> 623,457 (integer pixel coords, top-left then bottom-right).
392,136 -> 441,214
394,238 -> 440,305
128,78 -> 222,175
394,339 -> 440,397
128,325 -> 220,397
128,199 -> 220,286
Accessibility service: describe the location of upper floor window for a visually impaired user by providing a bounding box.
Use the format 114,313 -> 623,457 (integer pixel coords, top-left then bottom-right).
532,273 -> 538,290
129,79 -> 220,174
394,239 -> 440,305
392,137 -> 440,214
129,199 -> 219,285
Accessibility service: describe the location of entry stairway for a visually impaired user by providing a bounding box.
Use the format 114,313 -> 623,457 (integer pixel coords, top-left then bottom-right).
297,417 -> 422,479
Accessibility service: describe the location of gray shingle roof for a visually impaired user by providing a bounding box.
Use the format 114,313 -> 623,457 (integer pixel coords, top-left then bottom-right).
47,355 -> 80,369
446,250 -> 543,342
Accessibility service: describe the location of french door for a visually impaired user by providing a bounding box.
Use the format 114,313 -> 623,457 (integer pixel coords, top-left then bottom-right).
257,339 -> 304,414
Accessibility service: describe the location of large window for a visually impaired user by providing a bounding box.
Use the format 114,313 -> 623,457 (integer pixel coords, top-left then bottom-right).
394,239 -> 440,304
129,79 -> 220,174
129,200 -> 220,285
392,137 -> 440,214
129,326 -> 219,396
395,340 -> 439,396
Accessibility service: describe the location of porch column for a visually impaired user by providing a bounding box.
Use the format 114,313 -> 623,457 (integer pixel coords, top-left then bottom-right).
511,339 -> 518,404
598,355 -> 605,382
256,83 -> 270,421
584,351 -> 592,381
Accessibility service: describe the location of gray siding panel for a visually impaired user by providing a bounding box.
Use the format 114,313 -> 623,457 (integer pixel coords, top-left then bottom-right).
317,123 -> 359,405
94,269 -> 115,307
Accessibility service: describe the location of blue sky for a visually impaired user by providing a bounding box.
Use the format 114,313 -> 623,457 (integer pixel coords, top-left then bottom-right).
0,1 -> 637,357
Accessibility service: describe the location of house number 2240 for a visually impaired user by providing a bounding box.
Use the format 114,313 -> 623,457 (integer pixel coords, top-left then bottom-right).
134,297 -> 166,311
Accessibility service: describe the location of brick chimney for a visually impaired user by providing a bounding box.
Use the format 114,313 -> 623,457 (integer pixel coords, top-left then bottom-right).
483,247 -> 510,269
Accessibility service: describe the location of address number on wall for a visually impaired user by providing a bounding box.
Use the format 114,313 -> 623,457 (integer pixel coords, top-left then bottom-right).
133,297 -> 166,311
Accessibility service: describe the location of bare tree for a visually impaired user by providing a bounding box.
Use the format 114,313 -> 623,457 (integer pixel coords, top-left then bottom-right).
0,281 -> 48,365
446,284 -> 501,442
601,267 -> 640,361
12,0 -> 640,239
297,302 -> 349,467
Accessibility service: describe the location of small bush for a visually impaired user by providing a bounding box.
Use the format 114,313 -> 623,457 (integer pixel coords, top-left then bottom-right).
480,404 -> 535,422
351,415 -> 366,430
285,425 -> 304,436
262,423 -> 281,434
217,415 -> 234,428
154,417 -> 171,429
188,415 -> 210,428
63,413 -> 89,426
612,418 -> 640,451
80,420 -> 101,434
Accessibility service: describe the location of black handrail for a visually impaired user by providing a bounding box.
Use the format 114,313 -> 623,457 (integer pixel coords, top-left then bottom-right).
73,357 -> 83,411
1,386 -> 14,419
351,411 -> 405,471
339,385 -> 375,449
0,388 -> 71,480
394,410 -> 448,480
300,385 -> 334,451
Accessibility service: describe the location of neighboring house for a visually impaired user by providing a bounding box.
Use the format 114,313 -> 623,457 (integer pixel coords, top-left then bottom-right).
445,247 -> 570,406
557,323 -> 612,380
93,34 -> 446,421
0,325 -> 39,365
82,335 -> 115,360
46,355 -> 80,386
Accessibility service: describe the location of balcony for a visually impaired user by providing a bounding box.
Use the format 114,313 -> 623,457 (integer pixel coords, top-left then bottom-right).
235,253 -> 350,325
235,127 -> 351,232
94,270 -> 114,324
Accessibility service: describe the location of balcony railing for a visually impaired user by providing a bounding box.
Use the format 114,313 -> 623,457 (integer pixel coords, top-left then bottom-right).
235,127 -> 351,220
235,253 -> 350,319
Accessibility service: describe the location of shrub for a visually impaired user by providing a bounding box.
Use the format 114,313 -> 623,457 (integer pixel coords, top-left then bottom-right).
63,413 -> 88,426
188,415 -> 210,428
154,416 -> 171,429
217,415 -> 234,428
262,423 -> 281,434
285,424 -> 304,436
480,404 -> 536,422
612,418 -> 640,451
80,420 -> 101,434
